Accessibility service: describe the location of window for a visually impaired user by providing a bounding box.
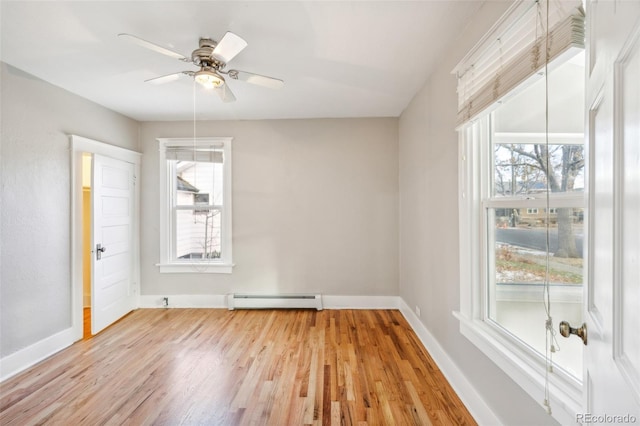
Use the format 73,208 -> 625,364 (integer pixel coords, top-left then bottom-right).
157,137 -> 233,273
487,104 -> 585,378
454,1 -> 585,422
458,67 -> 585,418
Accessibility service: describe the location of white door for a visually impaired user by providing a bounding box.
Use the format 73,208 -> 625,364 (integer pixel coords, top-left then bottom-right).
91,154 -> 136,334
584,0 -> 640,420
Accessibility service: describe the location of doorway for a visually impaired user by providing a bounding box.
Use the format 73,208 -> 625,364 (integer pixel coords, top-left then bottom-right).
70,135 -> 141,342
82,153 -> 92,338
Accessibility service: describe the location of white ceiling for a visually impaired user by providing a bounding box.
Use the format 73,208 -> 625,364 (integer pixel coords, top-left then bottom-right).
1,1 -> 484,122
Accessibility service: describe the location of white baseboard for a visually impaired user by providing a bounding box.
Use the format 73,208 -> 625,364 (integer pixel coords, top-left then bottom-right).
138,294 -> 227,308
0,327 -> 76,382
139,294 -> 400,310
322,295 -> 400,309
398,299 -> 500,426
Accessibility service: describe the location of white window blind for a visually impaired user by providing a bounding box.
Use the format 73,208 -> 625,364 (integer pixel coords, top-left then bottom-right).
453,0 -> 584,126
164,143 -> 224,163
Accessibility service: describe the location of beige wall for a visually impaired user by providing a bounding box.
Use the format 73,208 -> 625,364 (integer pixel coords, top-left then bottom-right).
0,63 -> 139,357
140,118 -> 399,297
398,2 -> 558,425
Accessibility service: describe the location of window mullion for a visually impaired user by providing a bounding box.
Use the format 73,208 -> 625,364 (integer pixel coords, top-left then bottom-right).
484,195 -> 585,209
483,197 -> 569,208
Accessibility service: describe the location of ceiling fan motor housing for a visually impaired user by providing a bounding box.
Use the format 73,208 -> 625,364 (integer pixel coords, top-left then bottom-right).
192,38 -> 224,69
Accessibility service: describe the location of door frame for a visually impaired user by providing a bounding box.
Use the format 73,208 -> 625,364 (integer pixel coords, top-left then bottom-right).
70,135 -> 141,341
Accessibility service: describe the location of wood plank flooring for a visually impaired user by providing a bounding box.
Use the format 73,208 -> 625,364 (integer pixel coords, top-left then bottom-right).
83,307 -> 91,340
0,309 -> 476,425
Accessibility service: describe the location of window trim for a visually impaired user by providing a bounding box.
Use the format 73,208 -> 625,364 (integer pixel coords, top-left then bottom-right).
157,137 -> 233,274
455,116 -> 582,425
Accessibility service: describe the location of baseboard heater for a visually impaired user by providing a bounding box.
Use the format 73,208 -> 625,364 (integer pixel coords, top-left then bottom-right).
227,293 -> 323,310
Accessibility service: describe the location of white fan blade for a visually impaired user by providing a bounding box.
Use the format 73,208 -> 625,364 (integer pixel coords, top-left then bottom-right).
118,33 -> 188,62
227,70 -> 284,89
211,32 -> 247,63
144,72 -> 185,85
215,84 -> 236,103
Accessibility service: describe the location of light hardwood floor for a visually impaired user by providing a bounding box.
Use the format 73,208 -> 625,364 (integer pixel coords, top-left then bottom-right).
83,307 -> 91,340
0,309 -> 476,425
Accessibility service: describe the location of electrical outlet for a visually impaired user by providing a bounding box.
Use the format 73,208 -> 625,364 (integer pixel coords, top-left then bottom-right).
415,306 -> 421,317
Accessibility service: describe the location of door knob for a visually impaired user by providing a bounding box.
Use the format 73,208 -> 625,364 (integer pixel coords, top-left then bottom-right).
559,321 -> 587,345
96,243 -> 107,260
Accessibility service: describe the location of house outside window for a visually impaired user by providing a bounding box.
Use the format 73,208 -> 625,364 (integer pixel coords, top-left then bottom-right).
157,137 -> 233,273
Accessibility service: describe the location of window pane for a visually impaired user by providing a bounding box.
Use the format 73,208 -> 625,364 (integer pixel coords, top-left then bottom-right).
175,208 -> 222,260
173,160 -> 223,260
488,207 -> 584,378
174,160 -> 223,207
492,143 -> 585,197
492,50 -> 585,199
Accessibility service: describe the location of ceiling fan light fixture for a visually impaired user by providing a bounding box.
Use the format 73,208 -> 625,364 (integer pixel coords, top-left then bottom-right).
123,32 -> 283,101
194,69 -> 225,89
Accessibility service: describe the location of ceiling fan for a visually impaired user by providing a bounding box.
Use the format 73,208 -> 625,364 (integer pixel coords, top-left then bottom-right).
119,32 -> 284,103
